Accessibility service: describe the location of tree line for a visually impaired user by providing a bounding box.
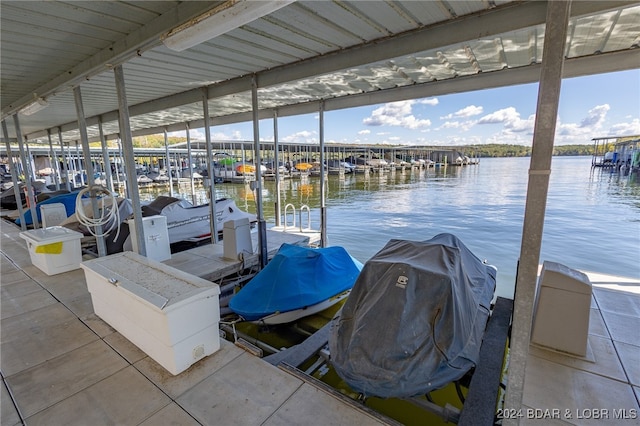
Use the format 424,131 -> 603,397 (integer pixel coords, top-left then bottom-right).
466,144 -> 601,157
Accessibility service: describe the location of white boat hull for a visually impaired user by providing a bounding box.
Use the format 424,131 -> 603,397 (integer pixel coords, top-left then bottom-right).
253,290 -> 350,325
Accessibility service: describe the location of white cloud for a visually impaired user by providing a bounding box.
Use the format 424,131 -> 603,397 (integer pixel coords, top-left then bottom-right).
478,107 -> 518,124
478,107 -> 535,133
579,104 -> 610,128
439,121 -> 462,129
363,100 -> 431,129
282,130 -> 317,144
437,120 -> 477,131
555,104 -> 611,144
210,130 -> 243,140
419,98 -> 439,106
608,118 -> 640,136
441,105 -> 483,119
168,128 -> 206,140
358,129 -> 371,135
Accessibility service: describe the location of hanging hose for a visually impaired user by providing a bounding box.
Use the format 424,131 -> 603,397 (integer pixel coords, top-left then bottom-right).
75,185 -> 121,241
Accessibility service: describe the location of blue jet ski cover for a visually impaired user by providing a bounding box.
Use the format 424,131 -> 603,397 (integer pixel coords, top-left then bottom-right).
329,233 -> 496,398
16,190 -> 82,226
229,243 -> 363,321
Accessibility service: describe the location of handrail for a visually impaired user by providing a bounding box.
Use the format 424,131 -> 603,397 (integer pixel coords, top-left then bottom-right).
282,203 -> 296,231
299,205 -> 311,231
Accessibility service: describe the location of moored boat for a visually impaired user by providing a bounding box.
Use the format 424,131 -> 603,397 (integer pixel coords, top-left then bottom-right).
330,233 -> 497,398
117,196 -> 257,253
229,243 -> 363,324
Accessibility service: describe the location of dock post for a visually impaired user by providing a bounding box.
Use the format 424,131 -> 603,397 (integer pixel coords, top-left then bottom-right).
504,1 -> 571,421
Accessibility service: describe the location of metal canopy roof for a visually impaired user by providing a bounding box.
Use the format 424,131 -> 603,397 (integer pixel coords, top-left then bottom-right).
1,1 -> 639,145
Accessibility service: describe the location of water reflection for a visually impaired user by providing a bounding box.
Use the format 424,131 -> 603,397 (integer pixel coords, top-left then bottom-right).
136,157 -> 639,298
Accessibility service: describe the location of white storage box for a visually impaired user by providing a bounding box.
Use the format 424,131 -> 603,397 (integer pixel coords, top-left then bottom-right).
223,217 -> 252,260
80,251 -> 221,375
531,261 -> 592,356
20,226 -> 83,275
127,215 -> 171,262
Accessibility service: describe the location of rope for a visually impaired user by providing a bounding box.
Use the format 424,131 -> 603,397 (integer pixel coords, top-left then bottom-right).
75,185 -> 121,240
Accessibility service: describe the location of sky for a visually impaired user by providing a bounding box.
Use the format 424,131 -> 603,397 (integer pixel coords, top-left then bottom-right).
175,69 -> 640,147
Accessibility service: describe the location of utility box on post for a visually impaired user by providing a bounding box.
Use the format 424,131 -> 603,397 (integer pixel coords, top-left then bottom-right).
223,218 -> 252,260
127,215 -> 171,262
531,261 -> 592,357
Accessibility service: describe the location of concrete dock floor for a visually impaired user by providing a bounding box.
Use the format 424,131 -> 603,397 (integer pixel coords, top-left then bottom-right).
520,271 -> 640,425
1,221 -> 389,425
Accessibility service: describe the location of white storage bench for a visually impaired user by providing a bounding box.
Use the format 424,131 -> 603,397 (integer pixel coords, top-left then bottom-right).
80,251 -> 221,375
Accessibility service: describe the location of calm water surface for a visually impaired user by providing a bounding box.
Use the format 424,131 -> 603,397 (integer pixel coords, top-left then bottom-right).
149,156 -> 640,299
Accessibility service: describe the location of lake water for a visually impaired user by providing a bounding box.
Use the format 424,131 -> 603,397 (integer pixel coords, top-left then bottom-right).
147,156 -> 640,300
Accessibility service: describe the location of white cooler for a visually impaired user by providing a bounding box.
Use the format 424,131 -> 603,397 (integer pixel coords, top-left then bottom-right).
80,251 -> 221,375
20,226 -> 83,275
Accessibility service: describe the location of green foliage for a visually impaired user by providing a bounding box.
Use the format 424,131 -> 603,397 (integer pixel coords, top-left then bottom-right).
465,144 -> 596,157
132,135 -> 187,147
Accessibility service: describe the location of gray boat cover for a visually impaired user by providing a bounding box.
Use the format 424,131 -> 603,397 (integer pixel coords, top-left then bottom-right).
329,233 -> 496,398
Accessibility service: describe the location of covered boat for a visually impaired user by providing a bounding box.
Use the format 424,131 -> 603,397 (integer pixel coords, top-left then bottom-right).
329,233 -> 496,398
229,243 -> 363,324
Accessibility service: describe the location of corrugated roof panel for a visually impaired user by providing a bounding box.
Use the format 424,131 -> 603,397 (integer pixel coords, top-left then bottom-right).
203,34 -> 302,66
448,1 -> 494,18
341,72 -> 378,91
13,2 -> 131,37
2,0 -> 638,143
223,27 -> 319,60
341,1 -> 419,34
259,85 -> 314,108
391,57 -> 437,83
353,66 -> 403,90
600,5 -> 640,53
75,1 -> 179,24
396,1 -> 453,26
568,10 -> 620,57
210,93 -> 253,116
469,39 -> 508,72
138,49 -> 249,81
302,1 -> 387,41
437,48 -> 478,77
245,15 -> 336,56
0,0 -> 180,114
423,53 -> 457,81
184,43 -> 280,73
500,29 -> 538,67
124,60 -> 221,87
534,28 -> 545,64
267,3 -> 365,49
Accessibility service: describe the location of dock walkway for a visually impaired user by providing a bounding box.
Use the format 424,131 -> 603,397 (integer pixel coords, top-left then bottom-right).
520,271 -> 640,425
0,220 -> 389,426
